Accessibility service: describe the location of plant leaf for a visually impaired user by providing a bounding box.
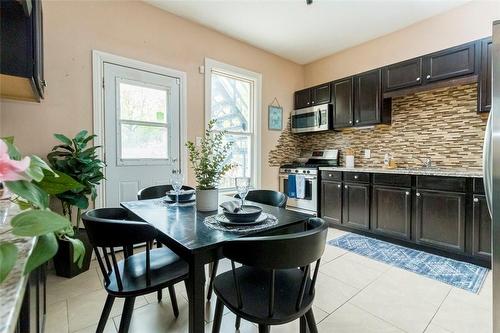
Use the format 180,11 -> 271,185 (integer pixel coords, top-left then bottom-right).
1,137 -> 22,160
54,134 -> 72,146
24,233 -> 58,275
65,237 -> 86,268
11,210 -> 71,237
36,170 -> 84,195
75,130 -> 89,142
0,242 -> 18,283
5,181 -> 49,209
57,193 -> 89,209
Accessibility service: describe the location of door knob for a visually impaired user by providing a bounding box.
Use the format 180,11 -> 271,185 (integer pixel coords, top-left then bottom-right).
426,74 -> 431,79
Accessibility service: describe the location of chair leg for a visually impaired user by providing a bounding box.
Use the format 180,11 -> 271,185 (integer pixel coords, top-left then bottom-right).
258,324 -> 270,333
300,315 -> 307,333
96,295 -> 115,333
235,316 -> 241,329
212,298 -> 224,333
157,289 -> 162,302
207,260 -> 219,301
168,285 -> 179,318
118,297 -> 135,333
305,309 -> 318,333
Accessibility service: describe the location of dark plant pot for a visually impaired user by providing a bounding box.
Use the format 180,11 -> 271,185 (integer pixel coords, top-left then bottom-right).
53,228 -> 93,278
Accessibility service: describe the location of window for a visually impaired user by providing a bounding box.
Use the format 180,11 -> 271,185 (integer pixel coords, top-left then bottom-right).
117,79 -> 170,162
205,59 -> 261,190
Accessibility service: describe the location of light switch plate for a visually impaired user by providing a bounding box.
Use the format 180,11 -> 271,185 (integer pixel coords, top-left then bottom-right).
364,149 -> 371,158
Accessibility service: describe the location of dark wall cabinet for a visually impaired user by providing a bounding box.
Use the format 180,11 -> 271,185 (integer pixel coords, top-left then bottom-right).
383,58 -> 423,91
342,183 -> 370,231
332,78 -> 353,128
372,186 -> 411,240
294,83 -> 330,109
423,42 -> 477,83
354,69 -> 391,126
472,194 -> 492,260
1,0 -> 45,102
478,37 -> 492,113
294,88 -> 311,109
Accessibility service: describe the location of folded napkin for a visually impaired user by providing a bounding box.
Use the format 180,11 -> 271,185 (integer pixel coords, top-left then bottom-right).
167,189 -> 195,195
296,174 -> 306,199
220,201 -> 241,213
287,174 -> 297,198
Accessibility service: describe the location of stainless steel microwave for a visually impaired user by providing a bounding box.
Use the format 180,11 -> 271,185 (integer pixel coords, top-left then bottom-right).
291,103 -> 332,133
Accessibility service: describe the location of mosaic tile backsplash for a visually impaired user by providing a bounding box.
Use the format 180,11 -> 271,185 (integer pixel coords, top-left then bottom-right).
269,83 -> 487,170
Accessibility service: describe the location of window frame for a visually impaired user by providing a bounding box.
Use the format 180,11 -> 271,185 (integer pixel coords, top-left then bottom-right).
204,58 -> 262,191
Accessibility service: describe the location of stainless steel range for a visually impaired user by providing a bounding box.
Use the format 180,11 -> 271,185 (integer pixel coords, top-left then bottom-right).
279,149 -> 338,215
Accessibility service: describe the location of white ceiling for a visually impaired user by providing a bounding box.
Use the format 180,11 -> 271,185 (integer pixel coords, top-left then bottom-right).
147,0 -> 469,64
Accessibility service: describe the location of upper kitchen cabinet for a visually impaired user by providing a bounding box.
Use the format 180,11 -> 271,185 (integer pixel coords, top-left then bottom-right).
354,69 -> 391,126
294,83 -> 331,109
423,41 -> 477,83
1,0 -> 45,102
331,78 -> 353,129
383,58 -> 423,91
478,37 -> 492,113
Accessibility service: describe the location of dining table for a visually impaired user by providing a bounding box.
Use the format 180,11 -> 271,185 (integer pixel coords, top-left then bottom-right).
121,194 -> 313,333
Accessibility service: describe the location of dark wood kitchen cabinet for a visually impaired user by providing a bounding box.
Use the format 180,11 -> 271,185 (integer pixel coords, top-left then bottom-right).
332,78 -> 354,129
415,190 -> 466,254
294,88 -> 311,109
383,58 -> 423,91
478,37 -> 492,113
371,186 -> 411,240
17,264 -> 46,333
321,179 -> 342,226
353,69 -> 381,126
423,42 -> 477,83
311,83 -> 331,105
1,0 -> 45,102
472,194 -> 492,260
342,183 -> 370,230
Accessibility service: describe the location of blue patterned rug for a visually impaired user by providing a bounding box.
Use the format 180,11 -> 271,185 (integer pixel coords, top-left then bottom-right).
328,233 -> 489,293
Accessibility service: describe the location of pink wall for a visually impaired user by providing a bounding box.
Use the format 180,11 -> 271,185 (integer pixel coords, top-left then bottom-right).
0,0 -> 304,190
304,1 -> 500,86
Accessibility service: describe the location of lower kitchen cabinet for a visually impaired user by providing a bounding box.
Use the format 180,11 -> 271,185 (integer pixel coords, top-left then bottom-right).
342,183 -> 370,230
472,194 -> 492,260
17,264 -> 46,333
415,190 -> 466,253
371,186 -> 411,240
321,181 -> 342,225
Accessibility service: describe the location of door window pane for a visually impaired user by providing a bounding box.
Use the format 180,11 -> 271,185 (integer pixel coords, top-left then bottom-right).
211,72 -> 251,133
121,124 -> 168,159
119,82 -> 167,123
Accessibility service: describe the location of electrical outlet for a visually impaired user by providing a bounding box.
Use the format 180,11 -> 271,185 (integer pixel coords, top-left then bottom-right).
364,149 -> 371,158
199,65 -> 205,74
195,137 -> 202,146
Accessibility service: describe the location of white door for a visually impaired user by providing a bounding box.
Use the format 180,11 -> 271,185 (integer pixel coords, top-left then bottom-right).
103,63 -> 181,207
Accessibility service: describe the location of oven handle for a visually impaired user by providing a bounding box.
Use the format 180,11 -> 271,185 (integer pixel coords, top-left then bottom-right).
279,174 -> 317,180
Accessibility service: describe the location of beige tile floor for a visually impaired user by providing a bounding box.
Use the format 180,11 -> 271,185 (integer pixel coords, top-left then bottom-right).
45,228 -> 492,333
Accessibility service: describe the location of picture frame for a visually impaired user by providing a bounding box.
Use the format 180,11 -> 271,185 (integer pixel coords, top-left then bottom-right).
268,105 -> 283,131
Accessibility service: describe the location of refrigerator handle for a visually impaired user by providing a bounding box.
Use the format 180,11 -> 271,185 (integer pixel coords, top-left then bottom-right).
483,112 -> 493,217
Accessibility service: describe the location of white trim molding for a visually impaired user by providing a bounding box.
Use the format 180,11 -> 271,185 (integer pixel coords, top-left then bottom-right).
204,57 -> 262,190
92,50 -> 188,208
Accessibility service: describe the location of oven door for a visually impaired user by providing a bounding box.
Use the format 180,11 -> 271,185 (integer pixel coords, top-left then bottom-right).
279,174 -> 318,213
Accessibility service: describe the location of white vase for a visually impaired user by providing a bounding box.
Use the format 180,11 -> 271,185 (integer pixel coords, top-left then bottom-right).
196,188 -> 219,212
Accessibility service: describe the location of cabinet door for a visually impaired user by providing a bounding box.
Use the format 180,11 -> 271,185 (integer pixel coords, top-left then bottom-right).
472,195 -> 492,260
294,88 -> 311,109
311,83 -> 330,105
415,190 -> 465,253
354,69 -> 381,126
383,58 -> 422,91
342,183 -> 370,230
332,78 -> 353,128
478,38 -> 492,113
371,186 -> 411,240
321,181 -> 342,225
423,42 -> 476,83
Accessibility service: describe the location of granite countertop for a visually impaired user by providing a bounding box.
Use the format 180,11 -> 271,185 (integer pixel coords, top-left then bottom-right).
0,203 -> 36,333
318,166 -> 483,178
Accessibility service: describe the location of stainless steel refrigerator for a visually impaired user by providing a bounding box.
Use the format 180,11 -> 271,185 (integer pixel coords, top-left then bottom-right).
485,19 -> 500,332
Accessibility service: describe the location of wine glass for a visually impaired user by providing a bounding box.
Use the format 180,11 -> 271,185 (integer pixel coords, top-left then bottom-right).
170,170 -> 184,206
235,177 -> 251,210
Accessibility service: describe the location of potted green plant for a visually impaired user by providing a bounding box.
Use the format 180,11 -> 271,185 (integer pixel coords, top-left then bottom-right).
47,130 -> 105,278
0,137 -> 85,284
186,120 -> 235,211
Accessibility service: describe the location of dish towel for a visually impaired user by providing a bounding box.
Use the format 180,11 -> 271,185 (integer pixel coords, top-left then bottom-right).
287,174 -> 297,198
296,174 -> 306,199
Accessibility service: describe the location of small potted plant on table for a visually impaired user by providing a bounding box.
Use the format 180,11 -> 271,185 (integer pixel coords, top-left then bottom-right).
186,120 -> 234,211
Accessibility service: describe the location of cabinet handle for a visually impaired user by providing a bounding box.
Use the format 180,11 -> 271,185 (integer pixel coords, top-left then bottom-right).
349,120 -> 353,124
474,197 -> 479,203
338,184 -> 341,188
328,174 -> 332,177
416,192 -> 421,197
312,100 -> 315,103
307,102 -> 310,105
426,74 -> 431,79
405,191 -> 410,195
355,120 -> 359,123
345,185 -> 348,189
354,175 -> 358,179
416,77 -> 421,82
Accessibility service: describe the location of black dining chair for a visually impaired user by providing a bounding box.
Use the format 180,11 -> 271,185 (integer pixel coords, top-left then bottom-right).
211,217 -> 328,333
82,208 -> 189,333
207,190 -> 288,302
137,184 -> 194,200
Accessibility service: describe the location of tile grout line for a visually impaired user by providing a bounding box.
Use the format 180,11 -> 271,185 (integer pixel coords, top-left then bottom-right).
421,287 -> 453,333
